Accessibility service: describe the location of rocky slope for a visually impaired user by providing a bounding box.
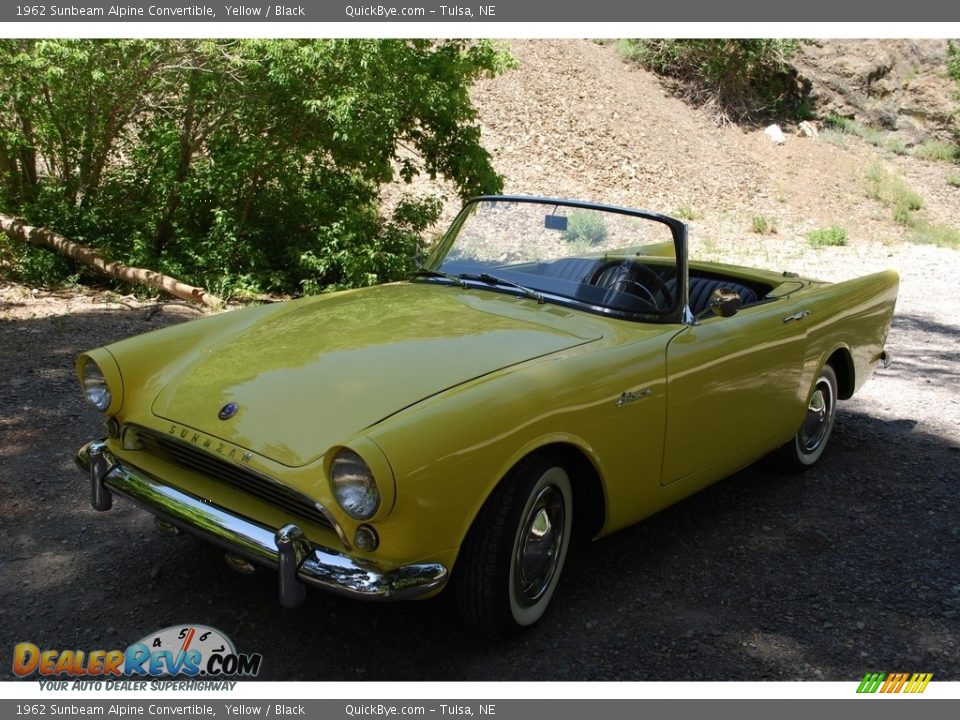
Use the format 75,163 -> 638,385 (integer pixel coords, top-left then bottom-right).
796,39 -> 956,144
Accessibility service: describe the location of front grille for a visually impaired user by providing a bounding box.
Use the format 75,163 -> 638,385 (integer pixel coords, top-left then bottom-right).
132,426 -> 332,530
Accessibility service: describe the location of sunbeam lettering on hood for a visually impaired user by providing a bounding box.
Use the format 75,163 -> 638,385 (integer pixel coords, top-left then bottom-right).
151,284 -> 601,467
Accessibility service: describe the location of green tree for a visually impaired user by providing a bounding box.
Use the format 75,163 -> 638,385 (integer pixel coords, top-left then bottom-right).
0,39 -> 512,294
0,39 -> 171,209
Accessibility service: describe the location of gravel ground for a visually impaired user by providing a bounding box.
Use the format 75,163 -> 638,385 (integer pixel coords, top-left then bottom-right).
1,39 -> 959,681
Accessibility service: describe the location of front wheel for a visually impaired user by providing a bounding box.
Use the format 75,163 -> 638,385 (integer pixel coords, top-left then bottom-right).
454,456 -> 573,639
779,364 -> 838,470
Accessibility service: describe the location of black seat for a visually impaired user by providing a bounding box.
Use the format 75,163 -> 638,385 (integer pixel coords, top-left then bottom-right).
667,277 -> 759,315
537,258 -> 601,283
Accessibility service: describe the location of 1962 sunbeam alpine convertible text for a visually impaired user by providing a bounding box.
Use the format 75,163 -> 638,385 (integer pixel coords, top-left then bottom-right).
76,196 -> 898,637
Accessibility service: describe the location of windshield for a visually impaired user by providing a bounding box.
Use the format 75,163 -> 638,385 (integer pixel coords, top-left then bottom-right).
424,197 -> 684,321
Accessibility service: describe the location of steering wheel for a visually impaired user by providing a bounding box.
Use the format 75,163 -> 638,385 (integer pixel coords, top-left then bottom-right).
590,260 -> 673,310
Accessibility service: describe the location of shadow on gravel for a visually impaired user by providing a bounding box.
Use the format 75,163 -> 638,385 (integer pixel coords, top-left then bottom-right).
892,312 -> 960,339
885,312 -> 960,380
1,307 -> 958,682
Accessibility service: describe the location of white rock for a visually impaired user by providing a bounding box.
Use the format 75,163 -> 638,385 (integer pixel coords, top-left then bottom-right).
764,124 -> 786,145
798,120 -> 819,138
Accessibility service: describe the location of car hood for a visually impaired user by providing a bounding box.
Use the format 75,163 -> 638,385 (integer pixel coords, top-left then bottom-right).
151,283 -> 602,467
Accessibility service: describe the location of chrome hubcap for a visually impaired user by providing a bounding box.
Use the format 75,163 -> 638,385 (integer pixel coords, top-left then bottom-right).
799,381 -> 833,453
514,485 -> 565,607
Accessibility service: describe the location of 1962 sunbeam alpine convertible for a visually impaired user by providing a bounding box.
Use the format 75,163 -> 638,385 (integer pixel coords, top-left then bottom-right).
76,196 -> 898,637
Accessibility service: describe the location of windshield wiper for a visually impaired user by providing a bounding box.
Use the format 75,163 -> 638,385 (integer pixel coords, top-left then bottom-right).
458,272 -> 545,304
411,268 -> 545,304
409,268 -> 467,288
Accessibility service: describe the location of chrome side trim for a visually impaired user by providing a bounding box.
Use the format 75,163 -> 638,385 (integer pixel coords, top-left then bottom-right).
76,440 -> 448,605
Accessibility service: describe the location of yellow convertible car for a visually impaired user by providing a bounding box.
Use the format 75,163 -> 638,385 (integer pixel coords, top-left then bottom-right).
76,196 -> 898,638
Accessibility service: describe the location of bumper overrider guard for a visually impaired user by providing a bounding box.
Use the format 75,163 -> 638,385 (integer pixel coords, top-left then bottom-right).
76,440 -> 448,608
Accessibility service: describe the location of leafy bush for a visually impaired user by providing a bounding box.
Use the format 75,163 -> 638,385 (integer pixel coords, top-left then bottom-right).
823,114 -> 918,157
818,129 -> 848,148
750,215 -> 777,234
824,115 -> 887,147
892,205 -> 914,226
948,175 -> 960,188
619,39 -> 805,123
0,232 -> 75,287
563,211 -> 609,246
912,223 -> 960,248
806,226 -> 847,247
861,161 -> 960,246
864,162 -> 923,227
912,139 -> 959,162
0,39 -> 513,295
886,138 -> 909,155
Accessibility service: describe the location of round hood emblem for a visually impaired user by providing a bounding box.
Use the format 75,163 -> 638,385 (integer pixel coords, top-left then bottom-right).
218,402 -> 239,421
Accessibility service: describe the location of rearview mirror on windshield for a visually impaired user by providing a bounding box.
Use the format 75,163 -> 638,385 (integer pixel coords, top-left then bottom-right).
544,214 -> 568,231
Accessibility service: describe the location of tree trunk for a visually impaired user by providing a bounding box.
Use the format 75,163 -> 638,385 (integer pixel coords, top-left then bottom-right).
154,94 -> 197,254
0,213 -> 222,309
14,110 -> 39,202
0,146 -> 22,206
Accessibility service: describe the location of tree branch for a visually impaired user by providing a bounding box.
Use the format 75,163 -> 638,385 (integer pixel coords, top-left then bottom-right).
0,213 -> 223,309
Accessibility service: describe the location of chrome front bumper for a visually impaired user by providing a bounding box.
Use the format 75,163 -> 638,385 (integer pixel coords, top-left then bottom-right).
76,440 -> 448,608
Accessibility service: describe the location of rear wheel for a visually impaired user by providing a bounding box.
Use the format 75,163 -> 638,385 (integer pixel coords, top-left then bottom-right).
454,455 -> 573,639
779,364 -> 838,470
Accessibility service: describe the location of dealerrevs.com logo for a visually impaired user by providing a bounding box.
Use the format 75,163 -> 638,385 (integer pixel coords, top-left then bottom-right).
856,672 -> 933,694
13,625 -> 262,679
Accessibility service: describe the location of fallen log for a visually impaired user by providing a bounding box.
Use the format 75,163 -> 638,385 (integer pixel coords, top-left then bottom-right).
0,213 -> 223,309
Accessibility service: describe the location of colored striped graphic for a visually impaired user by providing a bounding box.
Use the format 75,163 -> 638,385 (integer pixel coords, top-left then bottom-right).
857,672 -> 932,694
857,673 -> 885,693
903,673 -> 934,693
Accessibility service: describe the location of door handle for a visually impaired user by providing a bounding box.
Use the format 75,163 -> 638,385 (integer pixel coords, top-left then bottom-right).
782,311 -> 810,323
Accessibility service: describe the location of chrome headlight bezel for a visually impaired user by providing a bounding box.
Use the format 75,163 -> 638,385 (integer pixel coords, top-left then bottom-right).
76,351 -> 123,416
330,448 -> 381,521
80,359 -> 113,412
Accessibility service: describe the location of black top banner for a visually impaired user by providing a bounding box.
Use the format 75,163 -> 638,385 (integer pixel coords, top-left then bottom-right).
3,0 -> 959,23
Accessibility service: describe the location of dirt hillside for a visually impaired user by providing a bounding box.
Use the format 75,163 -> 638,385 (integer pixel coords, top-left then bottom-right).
468,39 -> 960,243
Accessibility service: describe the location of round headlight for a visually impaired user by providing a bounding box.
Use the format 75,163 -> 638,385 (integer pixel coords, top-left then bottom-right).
330,449 -> 380,520
82,360 -> 112,412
